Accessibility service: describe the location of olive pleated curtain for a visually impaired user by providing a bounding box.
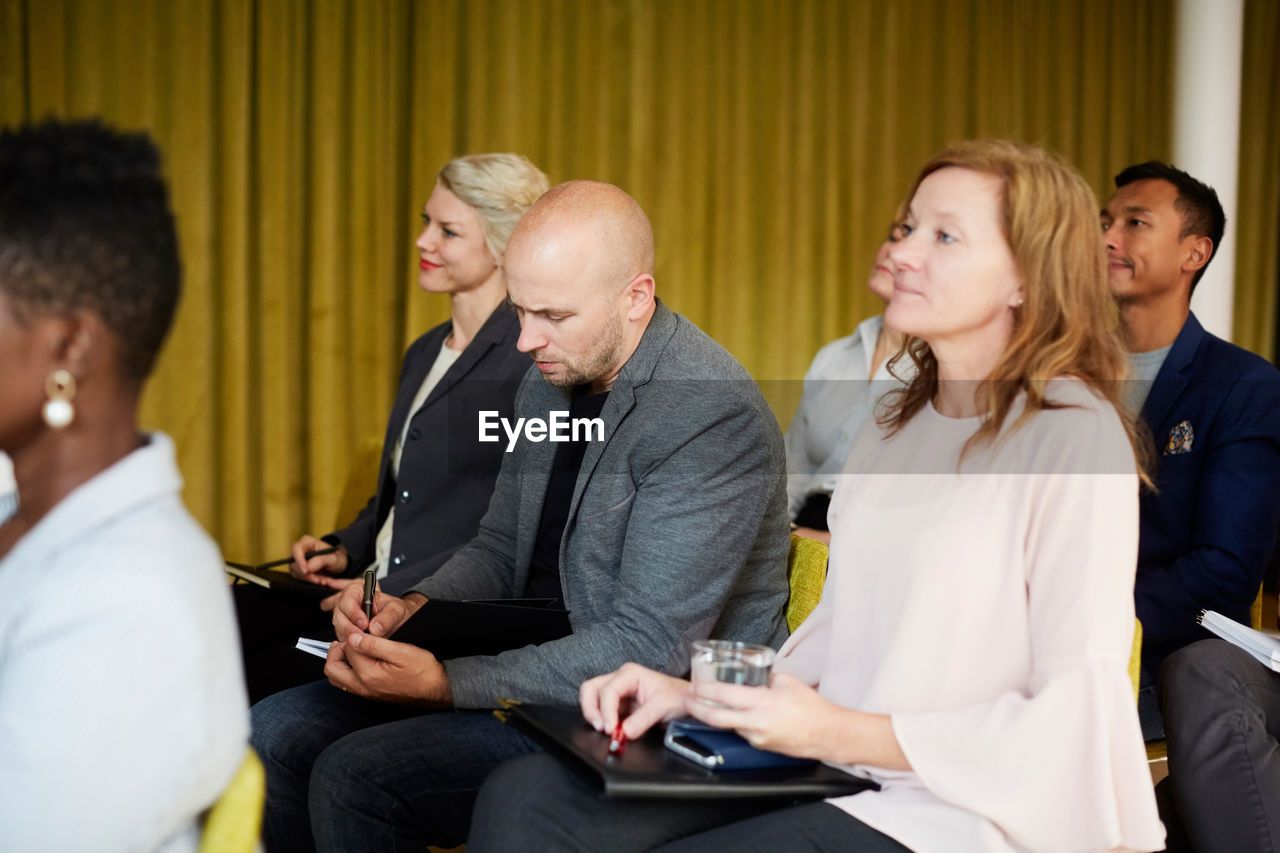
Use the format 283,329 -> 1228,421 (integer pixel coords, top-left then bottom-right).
1,0 -> 1276,560
1236,0 -> 1280,358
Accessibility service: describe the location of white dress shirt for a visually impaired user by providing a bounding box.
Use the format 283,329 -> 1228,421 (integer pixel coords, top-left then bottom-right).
784,315 -> 911,520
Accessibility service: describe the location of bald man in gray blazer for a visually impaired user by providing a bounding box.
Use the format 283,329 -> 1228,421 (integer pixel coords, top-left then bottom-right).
252,180 -> 790,852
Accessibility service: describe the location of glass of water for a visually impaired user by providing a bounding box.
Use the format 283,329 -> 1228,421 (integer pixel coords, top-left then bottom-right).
690,639 -> 774,689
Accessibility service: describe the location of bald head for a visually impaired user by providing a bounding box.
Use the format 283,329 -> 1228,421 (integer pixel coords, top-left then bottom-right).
506,180 -> 654,292
505,181 -> 658,393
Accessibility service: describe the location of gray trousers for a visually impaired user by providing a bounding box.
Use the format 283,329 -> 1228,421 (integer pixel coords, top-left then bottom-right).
1160,638 -> 1280,853
467,751 -> 909,853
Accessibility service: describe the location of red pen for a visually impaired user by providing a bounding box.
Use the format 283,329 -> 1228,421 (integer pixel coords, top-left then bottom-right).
608,721 -> 627,756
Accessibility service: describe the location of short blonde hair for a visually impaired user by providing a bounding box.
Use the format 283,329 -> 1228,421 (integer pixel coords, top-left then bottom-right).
437,154 -> 550,261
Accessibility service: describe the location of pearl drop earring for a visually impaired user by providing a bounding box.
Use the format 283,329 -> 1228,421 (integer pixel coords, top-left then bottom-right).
42,369 -> 76,429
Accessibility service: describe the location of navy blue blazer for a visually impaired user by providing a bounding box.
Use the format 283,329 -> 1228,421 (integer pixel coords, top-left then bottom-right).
1136,312 -> 1280,674
325,303 -> 532,596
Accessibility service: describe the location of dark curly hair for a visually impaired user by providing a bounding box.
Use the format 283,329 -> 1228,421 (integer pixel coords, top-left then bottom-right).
0,118 -> 180,382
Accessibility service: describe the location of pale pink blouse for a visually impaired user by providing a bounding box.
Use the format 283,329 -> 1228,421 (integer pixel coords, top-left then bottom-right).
777,380 -> 1165,852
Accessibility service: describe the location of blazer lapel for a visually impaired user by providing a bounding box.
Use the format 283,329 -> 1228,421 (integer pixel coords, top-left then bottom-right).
386,322 -> 451,447
418,303 -> 518,413
369,321 -> 452,517
1141,313 -> 1205,435
567,381 -> 637,523
565,301 -> 677,525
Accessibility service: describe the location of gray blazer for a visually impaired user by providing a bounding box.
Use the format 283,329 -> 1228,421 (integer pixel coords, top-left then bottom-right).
410,299 -> 791,707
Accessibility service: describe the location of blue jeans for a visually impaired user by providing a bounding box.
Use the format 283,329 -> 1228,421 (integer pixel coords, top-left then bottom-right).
251,679 -> 539,852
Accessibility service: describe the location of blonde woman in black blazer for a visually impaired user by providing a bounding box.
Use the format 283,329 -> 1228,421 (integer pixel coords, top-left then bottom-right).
236,153 -> 549,703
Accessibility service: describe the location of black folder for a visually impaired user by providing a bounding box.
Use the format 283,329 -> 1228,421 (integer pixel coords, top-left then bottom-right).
393,598 -> 571,660
497,702 -> 879,800
224,558 -> 334,598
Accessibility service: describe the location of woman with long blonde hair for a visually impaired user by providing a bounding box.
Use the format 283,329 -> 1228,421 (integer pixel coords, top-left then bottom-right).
467,141 -> 1165,852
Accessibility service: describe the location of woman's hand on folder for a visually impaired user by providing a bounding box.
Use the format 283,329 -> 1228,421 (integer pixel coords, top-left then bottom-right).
290,534 -> 348,581
580,663 -> 692,742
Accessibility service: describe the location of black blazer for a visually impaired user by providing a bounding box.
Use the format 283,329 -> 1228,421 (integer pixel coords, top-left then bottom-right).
326,303 -> 531,595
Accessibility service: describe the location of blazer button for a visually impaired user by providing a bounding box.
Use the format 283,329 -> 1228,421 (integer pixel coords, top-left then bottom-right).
399,489 -> 411,503
391,553 -> 405,566
408,427 -> 421,441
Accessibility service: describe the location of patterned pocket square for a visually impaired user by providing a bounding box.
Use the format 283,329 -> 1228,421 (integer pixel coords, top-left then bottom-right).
1164,420 -> 1194,455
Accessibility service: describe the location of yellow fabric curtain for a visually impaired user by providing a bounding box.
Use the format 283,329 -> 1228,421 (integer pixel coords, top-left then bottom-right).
1236,0 -> 1280,360
0,0 -> 1274,560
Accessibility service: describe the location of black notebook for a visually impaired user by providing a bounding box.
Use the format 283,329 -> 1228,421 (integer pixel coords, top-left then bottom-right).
497,702 -> 879,800
390,598 -> 571,660
224,557 -> 335,598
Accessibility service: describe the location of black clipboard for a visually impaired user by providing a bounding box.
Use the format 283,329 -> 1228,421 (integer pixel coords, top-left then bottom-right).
392,598 -> 571,660
497,702 -> 879,800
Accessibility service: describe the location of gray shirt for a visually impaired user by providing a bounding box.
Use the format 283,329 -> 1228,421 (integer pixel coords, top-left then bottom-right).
1126,344 -> 1174,413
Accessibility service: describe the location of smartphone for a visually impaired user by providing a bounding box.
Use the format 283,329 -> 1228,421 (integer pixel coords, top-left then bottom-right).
663,719 -> 815,771
664,732 -> 723,768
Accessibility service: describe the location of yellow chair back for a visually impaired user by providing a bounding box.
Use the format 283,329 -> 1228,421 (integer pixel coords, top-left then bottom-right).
785,534 -> 829,633
199,748 -> 265,853
1129,619 -> 1142,702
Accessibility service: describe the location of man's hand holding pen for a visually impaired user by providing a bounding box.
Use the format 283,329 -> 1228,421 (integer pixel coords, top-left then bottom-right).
324,583 -> 450,706
324,632 -> 453,707
331,580 -> 424,639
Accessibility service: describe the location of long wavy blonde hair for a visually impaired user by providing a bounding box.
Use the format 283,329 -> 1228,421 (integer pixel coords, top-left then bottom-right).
879,139 -> 1150,479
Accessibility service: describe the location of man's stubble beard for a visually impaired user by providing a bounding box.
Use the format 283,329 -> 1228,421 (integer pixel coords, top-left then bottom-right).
540,307 -> 627,389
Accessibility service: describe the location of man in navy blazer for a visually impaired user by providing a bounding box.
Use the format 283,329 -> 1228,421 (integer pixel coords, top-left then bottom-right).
1102,161 -> 1280,741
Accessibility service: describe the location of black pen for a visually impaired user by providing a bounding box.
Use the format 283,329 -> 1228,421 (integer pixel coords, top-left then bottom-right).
265,546 -> 339,572
225,545 -> 338,574
362,568 -> 377,622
